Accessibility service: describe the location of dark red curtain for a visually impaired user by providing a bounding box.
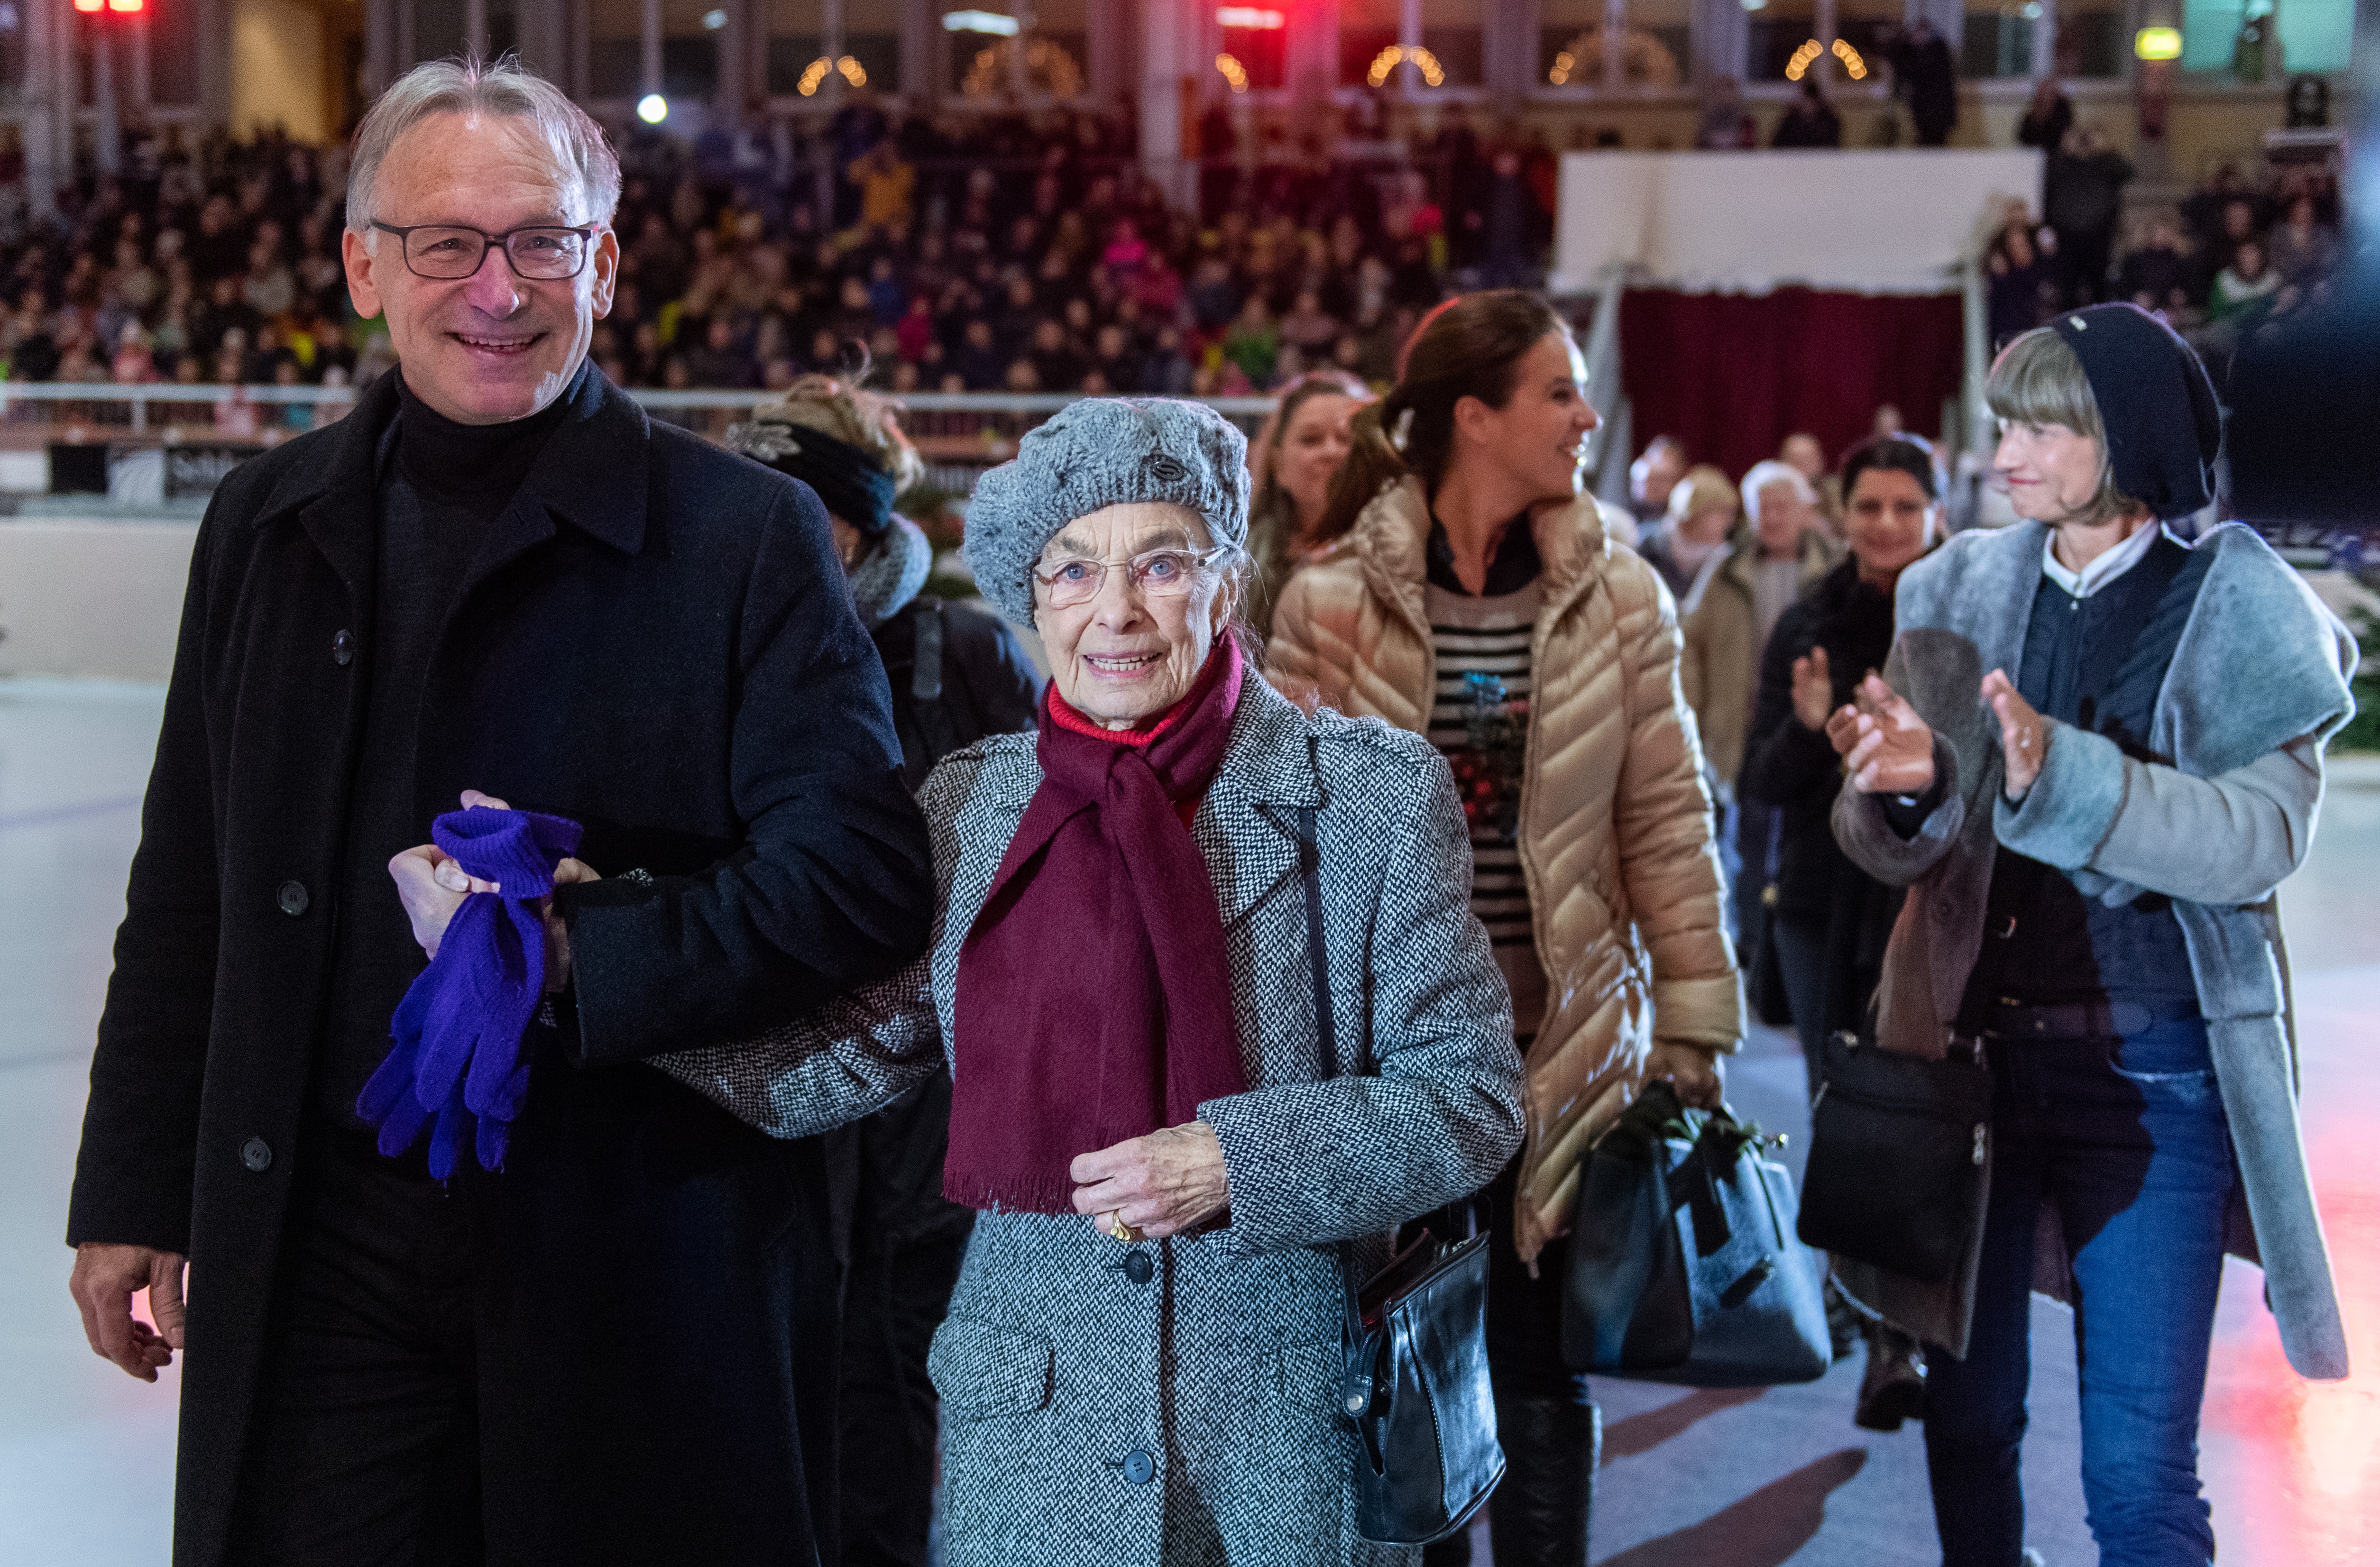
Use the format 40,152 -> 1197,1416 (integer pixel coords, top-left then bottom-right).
1617,289 -> 1966,481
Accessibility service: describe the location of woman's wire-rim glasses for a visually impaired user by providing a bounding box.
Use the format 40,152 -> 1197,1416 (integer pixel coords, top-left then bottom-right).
1031,544 -> 1235,608
370,221 -> 597,281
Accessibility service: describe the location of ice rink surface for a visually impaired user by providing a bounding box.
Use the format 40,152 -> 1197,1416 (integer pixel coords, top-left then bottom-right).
5,677 -> 2376,1565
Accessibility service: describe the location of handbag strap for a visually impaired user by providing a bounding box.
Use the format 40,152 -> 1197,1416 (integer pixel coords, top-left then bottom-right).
1299,793 -> 1376,1421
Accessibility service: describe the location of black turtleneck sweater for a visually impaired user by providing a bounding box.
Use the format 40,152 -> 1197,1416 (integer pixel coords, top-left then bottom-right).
312,368 -> 579,1137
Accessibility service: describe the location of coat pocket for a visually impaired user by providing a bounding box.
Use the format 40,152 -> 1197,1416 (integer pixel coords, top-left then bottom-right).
927,1316 -> 1055,1422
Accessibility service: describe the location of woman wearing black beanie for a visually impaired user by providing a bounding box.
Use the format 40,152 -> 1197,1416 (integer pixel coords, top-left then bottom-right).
1817,304 -> 2358,1566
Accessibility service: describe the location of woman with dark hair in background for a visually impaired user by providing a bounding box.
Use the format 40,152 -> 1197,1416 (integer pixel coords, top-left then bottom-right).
1243,367 -> 1373,641
1737,434 -> 1943,1436
727,376 -> 1041,1567
1270,292 -> 1743,1566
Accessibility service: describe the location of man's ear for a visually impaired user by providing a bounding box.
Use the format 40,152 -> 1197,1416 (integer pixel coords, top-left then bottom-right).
588,225 -> 621,321
341,228 -> 384,321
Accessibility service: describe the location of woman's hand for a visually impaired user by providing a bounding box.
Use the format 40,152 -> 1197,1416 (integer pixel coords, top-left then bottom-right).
1644,1042 -> 1725,1110
1981,669 -> 2047,800
1070,1121 -> 1231,1241
1789,646 -> 1835,732
1830,673 -> 1936,796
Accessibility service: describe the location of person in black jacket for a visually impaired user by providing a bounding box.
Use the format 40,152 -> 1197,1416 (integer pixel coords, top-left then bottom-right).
63,60 -> 932,1567
727,376 -> 1040,1567
1887,17 -> 1959,146
1773,83 -> 1844,148
1739,434 -> 1942,1434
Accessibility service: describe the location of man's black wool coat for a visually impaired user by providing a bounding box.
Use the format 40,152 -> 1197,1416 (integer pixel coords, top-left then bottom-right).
64,366 -> 933,1566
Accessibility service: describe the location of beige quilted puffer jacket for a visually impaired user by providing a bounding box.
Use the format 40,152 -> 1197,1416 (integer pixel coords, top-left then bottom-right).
1267,477 -> 1744,1265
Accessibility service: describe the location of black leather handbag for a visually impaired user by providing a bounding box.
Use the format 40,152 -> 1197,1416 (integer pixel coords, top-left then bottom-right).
1298,806 -> 1504,1546
1560,1082 -> 1832,1388
1795,1028 -> 1992,1284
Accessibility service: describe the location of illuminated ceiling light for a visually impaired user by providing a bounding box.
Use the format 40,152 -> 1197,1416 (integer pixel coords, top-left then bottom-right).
106,0 -> 141,12
1831,37 -> 1867,78
798,56 -> 831,94
2020,2 -> 2043,16
636,93 -> 668,123
1783,37 -> 1822,80
2133,24 -> 2181,57
942,9 -> 1019,34
1215,52 -> 1250,92
701,8 -> 726,26
1548,47 -> 1576,85
1215,6 -> 1283,25
73,0 -> 102,13
1741,0 -> 1768,9
837,54 -> 866,85
1366,44 -> 1403,86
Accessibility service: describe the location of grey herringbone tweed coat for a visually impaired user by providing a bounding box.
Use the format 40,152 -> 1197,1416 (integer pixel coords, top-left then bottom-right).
658,671 -> 1526,1566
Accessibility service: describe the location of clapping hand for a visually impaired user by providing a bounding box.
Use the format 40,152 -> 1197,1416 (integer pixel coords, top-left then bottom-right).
1827,673 -> 1937,796
1789,646 -> 1836,732
388,790 -> 599,985
1981,669 -> 2047,800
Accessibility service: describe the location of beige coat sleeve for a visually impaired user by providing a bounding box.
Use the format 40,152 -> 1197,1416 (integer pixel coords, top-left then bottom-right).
1607,564 -> 1745,1054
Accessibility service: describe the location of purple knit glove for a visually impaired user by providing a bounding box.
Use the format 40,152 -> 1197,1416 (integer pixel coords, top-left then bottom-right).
358,807 -> 584,1177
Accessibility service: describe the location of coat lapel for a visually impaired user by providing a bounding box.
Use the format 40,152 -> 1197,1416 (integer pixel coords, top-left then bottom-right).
1195,679 -> 1322,930
272,370 -> 400,603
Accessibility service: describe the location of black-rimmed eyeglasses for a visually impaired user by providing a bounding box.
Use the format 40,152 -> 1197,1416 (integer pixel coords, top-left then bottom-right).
370,221 -> 597,281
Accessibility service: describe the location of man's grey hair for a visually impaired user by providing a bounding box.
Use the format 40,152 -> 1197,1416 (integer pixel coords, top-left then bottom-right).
1739,458 -> 1817,526
347,56 -> 622,240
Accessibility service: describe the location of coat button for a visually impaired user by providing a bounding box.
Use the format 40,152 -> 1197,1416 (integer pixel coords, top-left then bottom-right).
1120,1449 -> 1155,1485
1122,1251 -> 1154,1285
331,629 -> 355,666
239,1136 -> 272,1172
277,880 -> 310,916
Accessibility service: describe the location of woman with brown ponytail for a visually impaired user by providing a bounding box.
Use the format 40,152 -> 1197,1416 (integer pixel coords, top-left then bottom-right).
1268,291 -> 1745,1565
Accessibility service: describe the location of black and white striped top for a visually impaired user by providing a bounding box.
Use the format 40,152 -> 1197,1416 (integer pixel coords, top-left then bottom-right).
1424,579 -> 1547,1038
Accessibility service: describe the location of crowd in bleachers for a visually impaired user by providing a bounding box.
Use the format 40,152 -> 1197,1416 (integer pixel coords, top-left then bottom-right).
0,91 -> 2347,410
0,103 -> 1573,402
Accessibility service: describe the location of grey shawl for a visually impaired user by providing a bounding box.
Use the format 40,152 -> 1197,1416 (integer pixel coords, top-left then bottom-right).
657,674 -> 1525,1564
1831,520 -> 2357,1379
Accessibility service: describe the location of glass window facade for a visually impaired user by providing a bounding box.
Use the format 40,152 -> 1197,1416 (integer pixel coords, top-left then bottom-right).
2054,0 -> 2126,76
1962,1 -> 2038,78
1745,0 -> 1819,81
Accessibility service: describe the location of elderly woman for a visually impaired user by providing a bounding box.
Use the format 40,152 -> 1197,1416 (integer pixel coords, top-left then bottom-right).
1826,305 -> 2356,1566
663,397 -> 1525,1565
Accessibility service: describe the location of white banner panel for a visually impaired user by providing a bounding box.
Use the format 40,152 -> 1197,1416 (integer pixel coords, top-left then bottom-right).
1551,148 -> 2045,296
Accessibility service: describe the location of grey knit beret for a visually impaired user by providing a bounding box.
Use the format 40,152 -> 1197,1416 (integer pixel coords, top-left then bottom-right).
962,397 -> 1250,623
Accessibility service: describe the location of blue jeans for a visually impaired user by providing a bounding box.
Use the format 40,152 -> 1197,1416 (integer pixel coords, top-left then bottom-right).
1922,1014 -> 2233,1567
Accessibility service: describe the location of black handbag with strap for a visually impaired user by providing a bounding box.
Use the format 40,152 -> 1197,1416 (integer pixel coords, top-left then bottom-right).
1796,1029 -> 1994,1284
1560,1081 -> 1832,1387
1297,803 -> 1504,1546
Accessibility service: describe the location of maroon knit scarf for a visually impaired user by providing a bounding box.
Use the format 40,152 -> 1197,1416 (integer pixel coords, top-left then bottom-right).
945,639 -> 1250,1214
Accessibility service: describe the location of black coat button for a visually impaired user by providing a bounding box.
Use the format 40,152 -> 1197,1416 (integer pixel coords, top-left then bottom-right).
277,880 -> 309,916
1122,1251 -> 1154,1285
1120,1449 -> 1155,1485
331,629 -> 355,666
239,1136 -> 272,1172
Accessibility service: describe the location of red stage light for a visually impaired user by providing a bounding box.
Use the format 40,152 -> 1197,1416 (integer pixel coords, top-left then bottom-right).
108,0 -> 143,13
73,0 -> 104,13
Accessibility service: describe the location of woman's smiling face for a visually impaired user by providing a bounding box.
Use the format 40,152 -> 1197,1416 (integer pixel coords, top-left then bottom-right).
1465,332 -> 1601,504
1034,503 -> 1234,730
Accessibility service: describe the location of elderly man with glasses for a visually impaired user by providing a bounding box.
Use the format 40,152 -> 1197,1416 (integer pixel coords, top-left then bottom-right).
63,58 -> 931,1567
